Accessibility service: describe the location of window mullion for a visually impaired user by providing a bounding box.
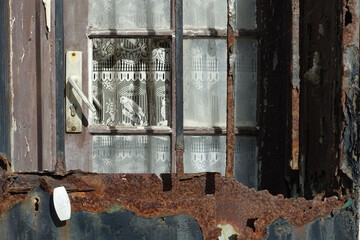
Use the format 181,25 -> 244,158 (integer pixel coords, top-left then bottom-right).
225,0 -> 236,178
174,0 -> 184,176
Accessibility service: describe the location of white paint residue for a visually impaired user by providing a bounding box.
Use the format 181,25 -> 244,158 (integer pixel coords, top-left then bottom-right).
42,0 -> 51,32
24,136 -> 30,158
217,224 -> 239,240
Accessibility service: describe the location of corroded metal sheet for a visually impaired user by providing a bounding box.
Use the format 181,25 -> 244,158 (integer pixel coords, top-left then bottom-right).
0,170 -> 353,239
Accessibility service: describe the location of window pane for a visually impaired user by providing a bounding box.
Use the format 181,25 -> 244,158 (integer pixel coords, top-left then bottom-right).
236,0 -> 257,29
92,38 -> 171,127
184,39 -> 227,128
184,136 -> 226,175
183,0 -> 227,29
88,0 -> 171,30
234,136 -> 257,189
235,39 -> 258,127
92,135 -> 171,175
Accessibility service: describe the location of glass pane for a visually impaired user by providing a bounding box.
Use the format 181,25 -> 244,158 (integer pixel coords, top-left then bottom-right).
92,38 -> 171,127
92,135 -> 171,175
183,0 -> 227,29
235,39 -> 258,127
234,136 -> 257,189
184,136 -> 226,176
236,0 -> 257,29
184,39 -> 227,128
88,0 -> 171,30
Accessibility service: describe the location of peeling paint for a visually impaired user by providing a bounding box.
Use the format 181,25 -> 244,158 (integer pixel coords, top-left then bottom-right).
304,52 -> 321,85
272,52 -> 278,70
42,0 -> 51,32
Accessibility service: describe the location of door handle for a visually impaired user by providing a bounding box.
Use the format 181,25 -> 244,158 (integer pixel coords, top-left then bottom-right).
68,76 -> 96,113
66,51 -> 97,133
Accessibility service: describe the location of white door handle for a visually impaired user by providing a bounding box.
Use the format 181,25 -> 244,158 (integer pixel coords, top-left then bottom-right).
68,76 -> 96,113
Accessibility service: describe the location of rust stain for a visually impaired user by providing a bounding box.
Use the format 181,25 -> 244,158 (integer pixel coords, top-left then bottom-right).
290,0 -> 300,170
291,88 -> 300,170
226,0 -> 236,178
0,171 -> 352,240
176,149 -> 184,178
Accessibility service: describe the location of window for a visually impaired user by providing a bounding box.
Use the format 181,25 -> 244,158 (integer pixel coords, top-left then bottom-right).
83,0 -> 259,189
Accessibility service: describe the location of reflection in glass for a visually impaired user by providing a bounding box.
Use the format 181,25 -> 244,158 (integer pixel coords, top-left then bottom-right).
236,0 -> 257,29
92,38 -> 171,127
89,0 -> 171,30
184,39 -> 227,128
92,135 -> 171,175
234,136 -> 257,189
235,39 -> 258,127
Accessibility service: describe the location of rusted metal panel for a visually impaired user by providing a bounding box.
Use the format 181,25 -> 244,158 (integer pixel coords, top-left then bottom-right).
0,170 -> 354,239
9,0 -> 56,171
226,0 -> 236,179
63,0 -> 92,171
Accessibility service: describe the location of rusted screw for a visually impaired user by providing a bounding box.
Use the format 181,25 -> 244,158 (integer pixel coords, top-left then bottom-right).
72,126 -> 76,131
72,52 -> 76,57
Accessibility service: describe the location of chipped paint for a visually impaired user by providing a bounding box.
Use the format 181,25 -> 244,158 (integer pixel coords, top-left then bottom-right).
42,0 -> 51,32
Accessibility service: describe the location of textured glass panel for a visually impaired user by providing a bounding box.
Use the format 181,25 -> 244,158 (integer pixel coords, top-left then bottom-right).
236,0 -> 257,29
88,0 -> 171,30
92,38 -> 171,127
92,135 -> 171,175
184,136 -> 226,175
183,0 -> 227,29
235,39 -> 258,127
234,136 -> 257,189
184,39 -> 227,128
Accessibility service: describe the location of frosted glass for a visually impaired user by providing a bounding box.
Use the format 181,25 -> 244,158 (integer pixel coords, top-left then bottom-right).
88,0 -> 171,30
92,135 -> 171,175
183,0 -> 227,29
184,39 -> 227,128
92,38 -> 171,127
184,136 -> 226,175
234,136 -> 257,189
236,0 -> 257,29
235,39 -> 258,127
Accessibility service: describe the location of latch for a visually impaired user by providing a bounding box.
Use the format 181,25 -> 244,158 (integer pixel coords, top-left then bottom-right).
66,51 -> 95,133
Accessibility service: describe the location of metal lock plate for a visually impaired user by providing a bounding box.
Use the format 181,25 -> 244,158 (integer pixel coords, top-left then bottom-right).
66,51 -> 83,133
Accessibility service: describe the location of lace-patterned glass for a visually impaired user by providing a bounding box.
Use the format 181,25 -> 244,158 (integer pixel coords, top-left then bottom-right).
184,39 -> 227,128
184,136 -> 226,175
235,39 -> 258,127
184,136 -> 257,187
183,0 -> 227,29
236,0 -> 257,29
92,135 -> 171,175
92,38 -> 171,127
234,136 -> 257,189
88,0 -> 171,30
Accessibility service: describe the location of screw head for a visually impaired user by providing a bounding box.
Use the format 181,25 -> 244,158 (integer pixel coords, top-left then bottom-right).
71,126 -> 76,131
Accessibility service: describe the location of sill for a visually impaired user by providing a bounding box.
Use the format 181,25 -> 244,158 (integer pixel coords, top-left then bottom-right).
88,125 -> 172,135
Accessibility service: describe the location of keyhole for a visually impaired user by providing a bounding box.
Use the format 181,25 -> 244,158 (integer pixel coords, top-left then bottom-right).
70,103 -> 77,117
34,197 -> 40,212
